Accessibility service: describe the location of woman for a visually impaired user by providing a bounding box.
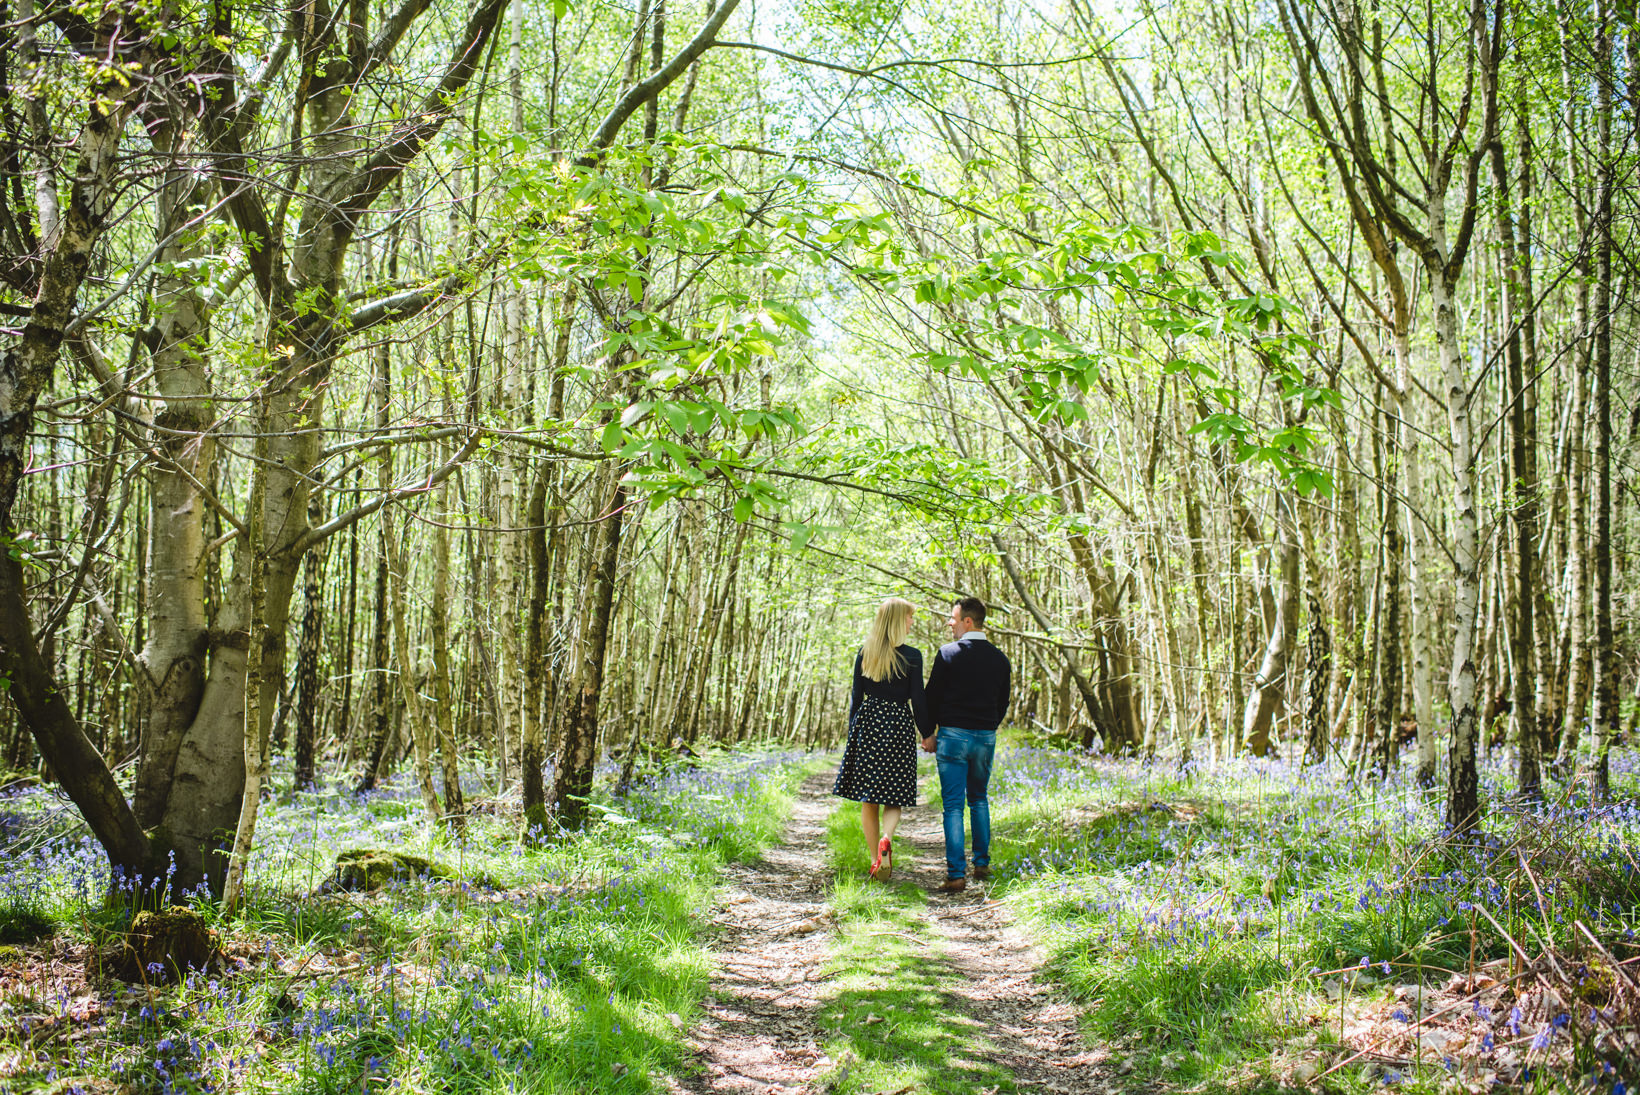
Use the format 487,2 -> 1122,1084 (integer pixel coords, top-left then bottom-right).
832,597 -> 933,880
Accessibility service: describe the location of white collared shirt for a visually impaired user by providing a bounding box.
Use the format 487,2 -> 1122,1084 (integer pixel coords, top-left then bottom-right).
958,630 -> 987,641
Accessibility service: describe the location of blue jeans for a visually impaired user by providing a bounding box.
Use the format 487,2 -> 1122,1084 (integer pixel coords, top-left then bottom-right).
935,727 -> 995,880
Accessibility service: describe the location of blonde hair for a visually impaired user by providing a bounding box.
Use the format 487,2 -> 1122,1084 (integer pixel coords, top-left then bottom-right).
861,597 -> 915,682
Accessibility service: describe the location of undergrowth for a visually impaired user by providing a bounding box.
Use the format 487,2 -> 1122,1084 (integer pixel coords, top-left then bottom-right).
0,746 -> 813,1094
984,740 -> 1640,1093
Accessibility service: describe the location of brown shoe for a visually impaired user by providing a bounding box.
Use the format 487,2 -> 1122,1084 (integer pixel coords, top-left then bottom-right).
935,877 -> 967,894
973,866 -> 992,881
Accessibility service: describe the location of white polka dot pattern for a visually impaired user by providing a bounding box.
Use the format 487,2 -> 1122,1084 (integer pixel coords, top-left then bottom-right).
832,694 -> 919,807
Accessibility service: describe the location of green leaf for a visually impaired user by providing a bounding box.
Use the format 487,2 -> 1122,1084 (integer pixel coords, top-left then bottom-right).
600,419 -> 623,452
660,402 -> 691,434
1293,468 -> 1335,498
733,497 -> 754,522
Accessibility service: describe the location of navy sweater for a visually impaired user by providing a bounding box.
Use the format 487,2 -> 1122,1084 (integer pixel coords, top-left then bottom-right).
850,646 -> 935,737
925,637 -> 1011,732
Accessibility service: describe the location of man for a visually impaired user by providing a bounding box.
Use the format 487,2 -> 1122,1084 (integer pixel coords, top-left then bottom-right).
922,596 -> 1011,894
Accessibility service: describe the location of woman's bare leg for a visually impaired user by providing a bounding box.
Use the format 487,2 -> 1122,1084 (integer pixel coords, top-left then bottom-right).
880,805 -> 902,843
861,802 -> 881,864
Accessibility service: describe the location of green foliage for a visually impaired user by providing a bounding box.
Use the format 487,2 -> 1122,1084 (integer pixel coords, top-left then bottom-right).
896,220 -> 1340,496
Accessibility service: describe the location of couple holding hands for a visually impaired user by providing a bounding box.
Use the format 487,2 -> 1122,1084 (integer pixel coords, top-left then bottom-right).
831,596 -> 1012,893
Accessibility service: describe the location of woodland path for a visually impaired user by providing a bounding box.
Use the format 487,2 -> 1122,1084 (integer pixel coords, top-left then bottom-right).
670,770 -> 1121,1094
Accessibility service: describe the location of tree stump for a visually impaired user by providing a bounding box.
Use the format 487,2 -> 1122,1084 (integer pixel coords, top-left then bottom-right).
88,905 -> 219,984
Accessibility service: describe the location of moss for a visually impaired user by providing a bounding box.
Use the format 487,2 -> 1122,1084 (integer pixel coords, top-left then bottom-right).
522,803 -> 553,846
0,905 -> 55,944
87,905 -> 219,984
332,848 -> 455,892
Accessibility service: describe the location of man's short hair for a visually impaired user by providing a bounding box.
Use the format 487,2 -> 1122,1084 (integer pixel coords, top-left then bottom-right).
954,596 -> 986,626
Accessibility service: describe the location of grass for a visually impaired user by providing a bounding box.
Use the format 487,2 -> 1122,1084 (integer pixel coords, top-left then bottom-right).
977,738 -> 1640,1093
813,797 -> 1017,1095
0,746 -> 817,1095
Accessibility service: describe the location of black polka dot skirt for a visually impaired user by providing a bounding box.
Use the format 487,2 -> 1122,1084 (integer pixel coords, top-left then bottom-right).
832,694 -> 918,807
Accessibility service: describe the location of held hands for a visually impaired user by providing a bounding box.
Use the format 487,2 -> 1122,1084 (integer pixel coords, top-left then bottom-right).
921,736 -> 936,753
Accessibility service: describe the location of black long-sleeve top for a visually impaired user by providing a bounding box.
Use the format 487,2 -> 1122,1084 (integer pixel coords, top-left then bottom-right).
850,645 -> 935,737
925,637 -> 1011,732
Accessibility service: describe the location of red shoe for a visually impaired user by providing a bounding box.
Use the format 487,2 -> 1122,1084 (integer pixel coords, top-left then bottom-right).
876,838 -> 893,881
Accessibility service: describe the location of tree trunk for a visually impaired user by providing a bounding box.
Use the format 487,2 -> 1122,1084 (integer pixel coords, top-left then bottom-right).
1398,344 -> 1437,785
1244,493 -> 1298,757
293,493 -> 324,789
384,510 -> 446,824
1590,0 -> 1619,799
0,556 -> 156,884
522,284 -> 577,827
1300,495 -> 1331,765
521,466 -> 552,834
431,459 -> 464,833
1558,355 -> 1592,771
1491,124 -> 1541,799
220,418 -> 271,915
1375,391 -> 1406,778
336,469 -> 361,757
1553,0 -> 1595,776
134,139 -> 216,829
550,462 -> 628,829
1435,273 -> 1484,834
993,533 -> 1109,744
683,521 -> 750,746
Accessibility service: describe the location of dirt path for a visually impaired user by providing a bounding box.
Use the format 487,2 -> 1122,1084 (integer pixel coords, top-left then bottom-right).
893,796 -> 1117,1093
673,770 -> 1117,1094
672,771 -> 839,1094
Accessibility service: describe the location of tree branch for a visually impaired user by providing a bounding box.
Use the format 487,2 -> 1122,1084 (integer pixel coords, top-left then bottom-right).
285,429 -> 484,556
334,0 -> 510,224
575,0 -> 742,165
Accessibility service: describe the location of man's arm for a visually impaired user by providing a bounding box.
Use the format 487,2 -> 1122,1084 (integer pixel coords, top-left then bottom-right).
922,649 -> 945,752
997,655 -> 1012,725
908,650 -> 934,739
